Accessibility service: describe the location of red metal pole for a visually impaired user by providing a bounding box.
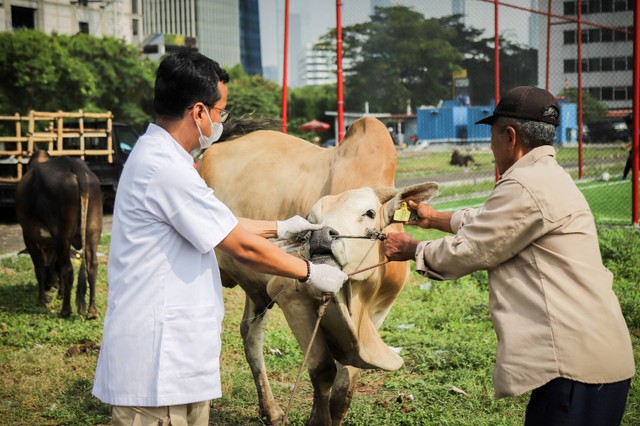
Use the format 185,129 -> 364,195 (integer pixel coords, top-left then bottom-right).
281,0 -> 289,133
632,0 -> 639,225
494,0 -> 500,181
336,0 -> 345,142
545,0 -> 552,91
494,0 -> 500,104
577,0 -> 583,179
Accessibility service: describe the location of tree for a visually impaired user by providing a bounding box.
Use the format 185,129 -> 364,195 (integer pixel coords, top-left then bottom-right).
437,15 -> 538,105
315,9 -> 539,111
0,30 -> 94,114
0,30 -> 155,129
287,84 -> 337,139
60,33 -> 156,129
226,64 -> 282,119
558,88 -> 608,124
317,6 -> 464,113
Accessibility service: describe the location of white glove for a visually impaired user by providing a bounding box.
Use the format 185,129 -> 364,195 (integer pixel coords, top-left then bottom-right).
277,215 -> 323,240
303,262 -> 348,293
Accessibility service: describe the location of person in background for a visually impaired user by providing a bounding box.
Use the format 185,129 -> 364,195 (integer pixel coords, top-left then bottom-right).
384,86 -> 635,426
621,113 -> 637,180
92,48 -> 348,426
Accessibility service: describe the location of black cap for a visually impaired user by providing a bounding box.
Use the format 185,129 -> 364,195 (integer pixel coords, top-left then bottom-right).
476,86 -> 560,126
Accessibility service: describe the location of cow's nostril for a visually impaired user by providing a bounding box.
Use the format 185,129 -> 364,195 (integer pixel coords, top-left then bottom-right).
309,226 -> 338,257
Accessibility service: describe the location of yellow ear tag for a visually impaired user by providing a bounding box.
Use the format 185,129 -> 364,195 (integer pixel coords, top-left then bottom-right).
393,202 -> 411,222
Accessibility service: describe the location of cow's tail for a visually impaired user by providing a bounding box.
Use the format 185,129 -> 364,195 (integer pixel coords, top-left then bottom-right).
75,181 -> 90,311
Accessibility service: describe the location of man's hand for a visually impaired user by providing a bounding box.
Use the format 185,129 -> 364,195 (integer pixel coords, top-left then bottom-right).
405,200 -> 437,228
303,263 -> 348,293
384,232 -> 420,262
405,200 -> 453,233
277,215 -> 323,240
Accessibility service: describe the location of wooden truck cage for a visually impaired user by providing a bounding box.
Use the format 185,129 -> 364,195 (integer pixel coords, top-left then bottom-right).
0,110 -> 113,183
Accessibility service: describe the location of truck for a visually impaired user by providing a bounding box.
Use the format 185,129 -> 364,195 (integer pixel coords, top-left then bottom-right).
0,110 -> 140,208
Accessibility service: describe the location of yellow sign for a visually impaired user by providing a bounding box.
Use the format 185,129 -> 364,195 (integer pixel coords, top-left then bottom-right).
165,34 -> 186,46
452,69 -> 468,79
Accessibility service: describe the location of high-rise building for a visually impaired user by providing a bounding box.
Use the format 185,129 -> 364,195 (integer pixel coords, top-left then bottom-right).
0,0 -> 141,43
537,0 -> 633,110
240,0 -> 262,76
142,0 -> 261,74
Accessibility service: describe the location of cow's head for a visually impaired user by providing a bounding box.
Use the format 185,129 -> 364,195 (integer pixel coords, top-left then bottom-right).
299,182 -> 439,370
304,182 -> 438,280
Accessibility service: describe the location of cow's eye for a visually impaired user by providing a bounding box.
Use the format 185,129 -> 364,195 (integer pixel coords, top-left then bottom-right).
364,209 -> 376,219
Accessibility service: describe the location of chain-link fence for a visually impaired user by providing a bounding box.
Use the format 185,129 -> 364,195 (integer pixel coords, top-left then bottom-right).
325,0 -> 636,225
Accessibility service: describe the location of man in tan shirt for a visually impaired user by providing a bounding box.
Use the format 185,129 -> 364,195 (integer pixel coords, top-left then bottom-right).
384,86 -> 635,425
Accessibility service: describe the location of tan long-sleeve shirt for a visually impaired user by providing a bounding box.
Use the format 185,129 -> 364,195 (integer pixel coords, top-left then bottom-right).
415,145 -> 635,398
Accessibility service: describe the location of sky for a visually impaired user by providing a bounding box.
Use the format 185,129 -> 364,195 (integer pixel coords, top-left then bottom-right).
258,0 -> 534,85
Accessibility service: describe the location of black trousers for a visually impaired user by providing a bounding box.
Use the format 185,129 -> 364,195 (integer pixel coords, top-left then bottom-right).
525,377 -> 631,426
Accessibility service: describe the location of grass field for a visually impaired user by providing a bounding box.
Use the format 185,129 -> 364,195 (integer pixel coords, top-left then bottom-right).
1,225 -> 639,425
432,174 -> 634,225
0,148 -> 638,425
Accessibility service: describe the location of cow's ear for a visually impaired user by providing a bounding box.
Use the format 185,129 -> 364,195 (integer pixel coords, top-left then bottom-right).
372,187 -> 397,205
382,182 -> 439,223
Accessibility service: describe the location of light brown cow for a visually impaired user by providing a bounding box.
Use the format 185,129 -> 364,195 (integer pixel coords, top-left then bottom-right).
197,117 -> 437,424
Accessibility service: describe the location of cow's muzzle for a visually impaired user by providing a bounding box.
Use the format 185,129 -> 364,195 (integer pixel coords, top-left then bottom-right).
308,226 -> 340,267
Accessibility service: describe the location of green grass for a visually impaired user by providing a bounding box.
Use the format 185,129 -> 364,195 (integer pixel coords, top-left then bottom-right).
428,171 -> 634,225
1,227 -> 639,425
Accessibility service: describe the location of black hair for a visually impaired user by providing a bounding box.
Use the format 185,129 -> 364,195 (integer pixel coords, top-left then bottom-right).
153,47 -> 230,118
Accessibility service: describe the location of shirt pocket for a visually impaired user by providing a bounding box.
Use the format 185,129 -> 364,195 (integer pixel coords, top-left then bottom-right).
159,305 -> 222,380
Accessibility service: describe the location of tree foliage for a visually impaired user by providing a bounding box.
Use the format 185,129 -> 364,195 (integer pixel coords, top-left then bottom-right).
316,6 -> 539,112
318,6 -> 463,113
0,30 -> 155,129
226,64 -> 282,119
558,88 -> 608,124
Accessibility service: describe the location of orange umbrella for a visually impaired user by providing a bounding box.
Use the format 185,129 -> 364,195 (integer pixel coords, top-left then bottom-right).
299,119 -> 330,132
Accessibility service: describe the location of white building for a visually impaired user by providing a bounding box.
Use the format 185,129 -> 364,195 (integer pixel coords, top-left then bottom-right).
297,42 -> 337,86
0,0 -> 142,44
537,0 -> 633,111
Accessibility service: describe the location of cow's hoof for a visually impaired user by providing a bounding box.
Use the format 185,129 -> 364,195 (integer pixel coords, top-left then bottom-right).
86,308 -> 98,320
260,407 -> 285,425
59,310 -> 72,319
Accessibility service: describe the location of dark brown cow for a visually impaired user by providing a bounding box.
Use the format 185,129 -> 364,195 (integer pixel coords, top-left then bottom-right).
15,151 -> 103,318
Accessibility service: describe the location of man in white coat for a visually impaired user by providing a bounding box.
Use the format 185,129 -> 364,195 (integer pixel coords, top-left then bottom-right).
92,48 -> 347,426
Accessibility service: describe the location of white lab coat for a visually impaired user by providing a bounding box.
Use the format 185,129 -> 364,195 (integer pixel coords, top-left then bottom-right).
92,124 -> 238,406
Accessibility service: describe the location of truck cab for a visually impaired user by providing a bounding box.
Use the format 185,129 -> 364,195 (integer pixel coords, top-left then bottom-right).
82,122 -> 140,207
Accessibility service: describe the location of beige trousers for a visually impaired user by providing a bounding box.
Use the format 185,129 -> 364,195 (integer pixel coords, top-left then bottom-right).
111,400 -> 210,426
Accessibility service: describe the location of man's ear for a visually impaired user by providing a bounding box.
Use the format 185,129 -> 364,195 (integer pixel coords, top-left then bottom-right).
505,125 -> 518,150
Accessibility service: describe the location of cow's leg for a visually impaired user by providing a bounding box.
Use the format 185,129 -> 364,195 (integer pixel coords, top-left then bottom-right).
75,259 -> 87,316
84,240 -> 99,319
24,240 -> 48,306
269,279 -> 336,426
240,294 -> 285,424
44,262 -> 58,292
55,244 -> 74,318
330,364 -> 360,425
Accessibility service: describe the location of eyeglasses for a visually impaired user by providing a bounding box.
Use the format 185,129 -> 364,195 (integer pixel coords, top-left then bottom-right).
188,103 -> 231,123
212,107 -> 231,123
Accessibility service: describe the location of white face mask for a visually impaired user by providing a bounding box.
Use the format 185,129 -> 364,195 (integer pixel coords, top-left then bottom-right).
195,108 -> 223,150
